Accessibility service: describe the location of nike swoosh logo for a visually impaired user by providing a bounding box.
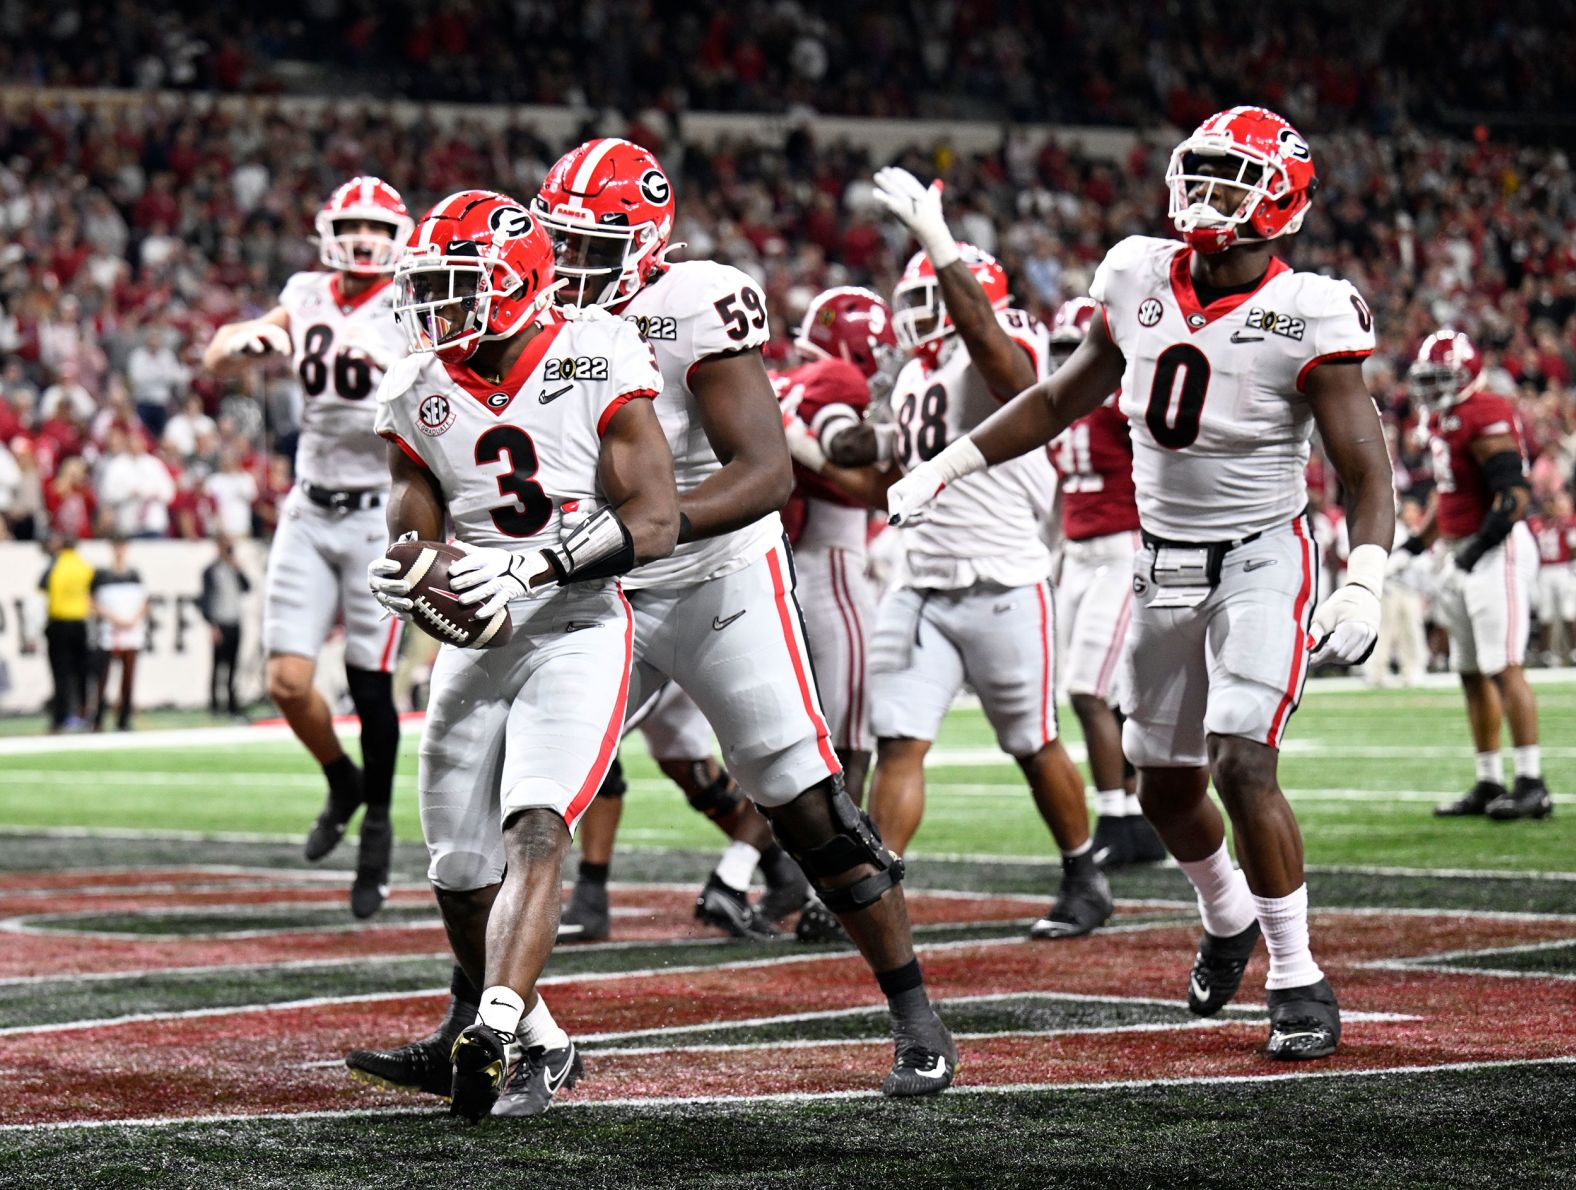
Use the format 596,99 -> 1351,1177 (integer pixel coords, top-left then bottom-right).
712,610 -> 746,631
487,996 -> 515,1008
545,1049 -> 576,1092
993,602 -> 1016,614
913,1055 -> 948,1080
1230,332 -> 1264,343
1243,559 -> 1276,572
564,620 -> 601,633
1190,975 -> 1209,1002
540,384 -> 573,404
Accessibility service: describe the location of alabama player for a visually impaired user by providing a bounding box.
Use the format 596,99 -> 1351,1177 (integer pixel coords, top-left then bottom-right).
886,108 -> 1398,1061
363,190 -> 679,1119
1529,490 -> 1576,666
202,176 -> 412,918
851,166 -> 1112,943
1402,331 -> 1552,821
353,139 -> 958,1099
1045,297 -> 1165,869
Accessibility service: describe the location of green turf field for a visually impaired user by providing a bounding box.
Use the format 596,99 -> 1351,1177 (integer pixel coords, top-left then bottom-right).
1,677 -> 1573,1187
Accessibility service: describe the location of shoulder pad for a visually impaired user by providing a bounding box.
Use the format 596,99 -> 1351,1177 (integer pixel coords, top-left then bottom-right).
376,354 -> 428,404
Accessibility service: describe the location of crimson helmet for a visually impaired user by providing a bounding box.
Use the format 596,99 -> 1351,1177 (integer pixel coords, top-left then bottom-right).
530,138 -> 675,308
795,286 -> 898,380
893,245 -> 1009,365
1050,296 -> 1098,353
393,190 -> 558,363
315,176 -> 413,275
1165,106 -> 1317,254
1409,328 -> 1483,409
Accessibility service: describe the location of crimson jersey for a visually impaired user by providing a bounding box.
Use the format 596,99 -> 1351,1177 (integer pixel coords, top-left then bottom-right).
1426,391 -> 1526,539
774,357 -> 869,511
1049,396 -> 1140,541
1530,514 -> 1576,565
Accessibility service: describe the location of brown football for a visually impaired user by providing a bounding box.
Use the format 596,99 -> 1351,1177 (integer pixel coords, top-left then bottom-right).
384,539 -> 513,649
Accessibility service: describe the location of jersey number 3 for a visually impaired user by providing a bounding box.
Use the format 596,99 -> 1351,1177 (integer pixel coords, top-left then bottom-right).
1145,344 -> 1210,450
475,426 -> 553,537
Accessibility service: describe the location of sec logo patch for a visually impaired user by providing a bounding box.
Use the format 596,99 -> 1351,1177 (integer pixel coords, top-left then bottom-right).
1137,298 -> 1163,327
417,394 -> 455,437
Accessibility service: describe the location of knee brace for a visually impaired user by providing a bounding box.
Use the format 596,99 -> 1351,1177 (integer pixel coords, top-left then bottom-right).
597,755 -> 627,800
684,766 -> 745,821
769,780 -> 904,915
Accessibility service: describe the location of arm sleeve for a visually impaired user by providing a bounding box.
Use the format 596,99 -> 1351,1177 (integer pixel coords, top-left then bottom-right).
1296,280 -> 1376,393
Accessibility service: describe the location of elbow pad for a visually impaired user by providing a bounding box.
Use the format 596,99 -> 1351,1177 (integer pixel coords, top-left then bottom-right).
539,506 -> 637,584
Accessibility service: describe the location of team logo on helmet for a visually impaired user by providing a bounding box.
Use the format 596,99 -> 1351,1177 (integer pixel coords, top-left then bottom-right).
638,169 -> 671,205
417,394 -> 455,437
488,205 -> 534,240
1138,298 -> 1163,327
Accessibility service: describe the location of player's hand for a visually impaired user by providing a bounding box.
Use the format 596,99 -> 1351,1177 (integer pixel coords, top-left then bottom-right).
1308,583 -> 1380,666
872,166 -> 959,269
448,541 -> 544,618
229,324 -> 292,358
367,533 -> 416,621
885,461 -> 946,526
783,415 -> 826,473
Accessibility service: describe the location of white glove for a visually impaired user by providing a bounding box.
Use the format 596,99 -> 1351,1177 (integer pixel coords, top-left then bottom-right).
1308,543 -> 1386,665
447,540 -> 545,619
367,531 -> 416,622
229,323 -> 292,358
784,416 -> 827,473
871,166 -> 959,269
885,436 -> 987,525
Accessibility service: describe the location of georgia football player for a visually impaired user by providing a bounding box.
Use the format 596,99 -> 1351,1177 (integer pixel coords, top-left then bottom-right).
847,166 -> 1113,943
885,107 -> 1398,1061
360,190 -> 679,1120
1045,297 -> 1166,869
1400,330 -> 1551,821
353,139 -> 958,1099
202,176 -> 412,918
1529,490 -> 1576,667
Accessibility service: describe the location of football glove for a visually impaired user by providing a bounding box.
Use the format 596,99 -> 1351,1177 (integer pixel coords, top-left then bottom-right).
367,531 -> 416,622
783,415 -> 827,474
885,436 -> 986,525
448,541 -> 547,619
1308,543 -> 1386,666
871,167 -> 960,270
229,323 -> 292,358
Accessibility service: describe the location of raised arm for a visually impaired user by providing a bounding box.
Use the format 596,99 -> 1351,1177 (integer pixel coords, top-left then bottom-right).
681,350 -> 794,542
202,306 -> 292,374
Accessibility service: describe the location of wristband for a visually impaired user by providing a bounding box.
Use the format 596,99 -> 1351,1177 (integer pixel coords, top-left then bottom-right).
1344,543 -> 1388,597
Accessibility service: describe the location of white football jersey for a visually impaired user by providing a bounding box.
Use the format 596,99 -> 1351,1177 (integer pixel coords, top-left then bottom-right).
373,314 -> 662,554
615,260 -> 781,589
891,307 -> 1058,589
277,271 -> 407,490
1091,235 -> 1375,540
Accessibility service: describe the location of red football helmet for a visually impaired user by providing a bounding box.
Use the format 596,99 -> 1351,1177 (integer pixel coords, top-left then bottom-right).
393,190 -> 558,363
1409,328 -> 1483,409
893,245 -> 1009,365
315,176 -> 413,275
1165,106 -> 1317,254
795,286 -> 899,380
1050,296 -> 1098,351
531,138 -> 675,308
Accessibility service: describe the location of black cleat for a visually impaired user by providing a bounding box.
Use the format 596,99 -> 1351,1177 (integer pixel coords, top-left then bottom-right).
492,1040 -> 582,1118
1265,978 -> 1341,1060
1090,815 -> 1129,868
346,1027 -> 464,1099
350,815 -> 392,920
450,1023 -> 511,1122
694,874 -> 788,941
305,765 -> 365,861
883,1019 -> 958,1097
1124,816 -> 1168,865
1187,920 -> 1262,1017
757,857 -> 812,924
1029,864 -> 1113,939
1434,780 -> 1503,818
1486,776 -> 1554,821
558,878 -> 609,943
794,897 -> 849,944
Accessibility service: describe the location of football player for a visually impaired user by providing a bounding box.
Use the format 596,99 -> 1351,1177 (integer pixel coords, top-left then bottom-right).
363,190 -> 679,1119
202,177 -> 412,917
844,166 -> 1113,942
1045,297 -> 1165,869
885,108 -> 1397,1061
351,140 -> 957,1100
1402,331 -> 1551,820
1529,490 -> 1576,666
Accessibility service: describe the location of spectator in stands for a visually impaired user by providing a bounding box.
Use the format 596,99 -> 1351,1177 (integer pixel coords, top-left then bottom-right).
38,532 -> 94,731
46,457 -> 95,540
203,446 -> 257,539
125,325 -> 189,436
97,430 -> 174,538
89,534 -> 148,732
5,438 -> 45,540
163,393 -> 216,461
199,535 -> 251,719
37,362 -> 94,424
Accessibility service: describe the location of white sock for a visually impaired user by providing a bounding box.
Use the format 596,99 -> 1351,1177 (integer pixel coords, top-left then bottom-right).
477,985 -> 525,1038
1176,841 -> 1256,938
1095,788 -> 1125,817
1252,885 -> 1324,991
1514,745 -> 1542,781
714,841 -> 760,892
517,994 -> 570,1053
1123,792 -> 1143,817
1475,750 -> 1503,784
1062,839 -> 1093,861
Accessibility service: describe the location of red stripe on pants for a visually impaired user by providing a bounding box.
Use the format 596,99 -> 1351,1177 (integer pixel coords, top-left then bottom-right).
563,591 -> 635,830
765,547 -> 840,773
1267,521 -> 1315,747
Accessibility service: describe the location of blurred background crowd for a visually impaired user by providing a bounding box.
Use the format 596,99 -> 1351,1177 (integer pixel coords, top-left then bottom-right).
0,1 -> 1573,671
